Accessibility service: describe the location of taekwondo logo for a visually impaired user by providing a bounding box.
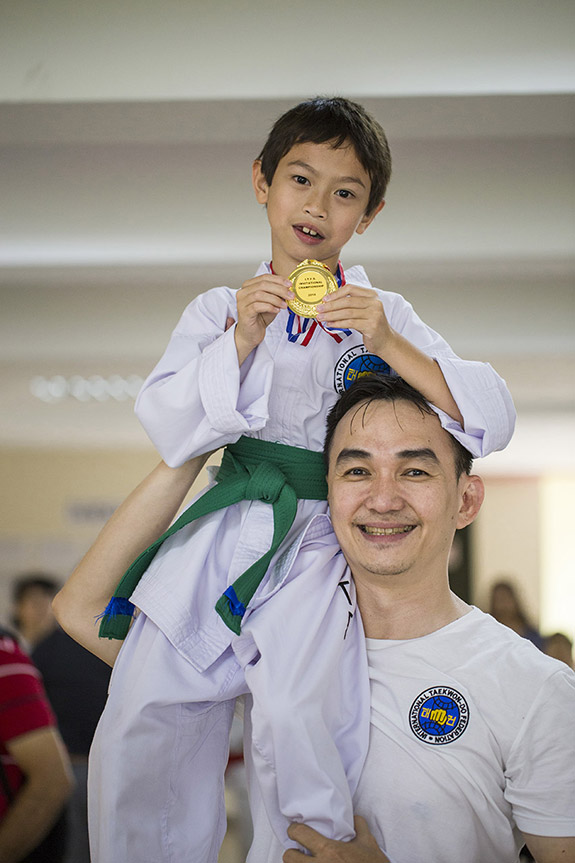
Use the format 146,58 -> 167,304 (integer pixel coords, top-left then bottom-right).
334,345 -> 391,393
409,687 -> 469,745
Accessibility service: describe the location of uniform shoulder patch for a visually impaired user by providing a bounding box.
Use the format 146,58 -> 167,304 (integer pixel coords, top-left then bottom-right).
409,687 -> 469,745
334,345 -> 391,393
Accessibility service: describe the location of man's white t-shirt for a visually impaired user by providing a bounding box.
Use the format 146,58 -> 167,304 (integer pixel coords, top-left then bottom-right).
353,607 -> 575,863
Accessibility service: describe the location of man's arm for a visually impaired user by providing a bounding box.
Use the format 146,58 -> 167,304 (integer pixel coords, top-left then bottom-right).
283,818 -> 390,863
0,726 -> 73,863
522,833 -> 575,863
53,455 -> 208,666
282,823 -> 575,863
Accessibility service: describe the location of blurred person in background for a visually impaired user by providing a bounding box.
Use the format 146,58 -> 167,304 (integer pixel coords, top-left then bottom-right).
544,632 -> 574,669
12,575 -> 111,863
0,625 -> 73,862
11,575 -> 57,651
487,578 -> 544,649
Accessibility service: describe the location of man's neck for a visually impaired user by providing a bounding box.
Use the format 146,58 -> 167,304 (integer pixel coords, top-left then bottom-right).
355,576 -> 471,640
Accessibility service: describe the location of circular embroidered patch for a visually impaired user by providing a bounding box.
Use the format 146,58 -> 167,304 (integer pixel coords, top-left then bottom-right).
334,345 -> 391,393
409,687 -> 469,745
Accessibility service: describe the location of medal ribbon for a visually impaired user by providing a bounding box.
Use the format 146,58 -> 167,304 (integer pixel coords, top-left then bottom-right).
270,262 -> 353,346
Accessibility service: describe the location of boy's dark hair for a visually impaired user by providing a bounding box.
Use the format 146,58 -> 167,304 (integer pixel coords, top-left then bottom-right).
257,96 -> 392,216
323,375 -> 473,478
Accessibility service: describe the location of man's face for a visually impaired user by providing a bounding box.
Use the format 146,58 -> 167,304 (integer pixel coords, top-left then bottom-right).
252,140 -> 383,278
326,399 -> 483,590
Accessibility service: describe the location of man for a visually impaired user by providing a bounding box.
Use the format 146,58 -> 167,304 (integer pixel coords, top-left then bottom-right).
54,379 -> 575,863
283,376 -> 575,863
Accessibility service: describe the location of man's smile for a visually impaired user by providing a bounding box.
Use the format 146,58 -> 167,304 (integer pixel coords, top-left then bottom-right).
357,524 -> 416,536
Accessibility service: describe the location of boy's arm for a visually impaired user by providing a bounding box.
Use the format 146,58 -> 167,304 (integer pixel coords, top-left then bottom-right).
234,273 -> 294,366
318,285 -> 464,425
135,285 -> 280,467
53,456 -> 208,666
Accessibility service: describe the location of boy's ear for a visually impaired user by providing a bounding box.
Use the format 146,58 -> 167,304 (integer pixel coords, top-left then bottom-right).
356,200 -> 385,235
252,160 -> 270,204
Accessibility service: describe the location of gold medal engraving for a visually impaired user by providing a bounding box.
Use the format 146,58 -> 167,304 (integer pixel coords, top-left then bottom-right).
288,259 -> 339,318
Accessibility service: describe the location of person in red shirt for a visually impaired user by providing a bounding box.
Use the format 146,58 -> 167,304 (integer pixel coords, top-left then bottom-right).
0,628 -> 73,862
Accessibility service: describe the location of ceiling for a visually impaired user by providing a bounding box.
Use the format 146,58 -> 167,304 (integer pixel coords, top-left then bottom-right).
1,0 -> 573,474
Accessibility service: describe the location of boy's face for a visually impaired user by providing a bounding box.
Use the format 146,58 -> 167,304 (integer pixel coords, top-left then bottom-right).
253,140 -> 384,277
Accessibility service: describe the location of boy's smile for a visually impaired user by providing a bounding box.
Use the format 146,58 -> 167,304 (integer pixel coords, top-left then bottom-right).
253,140 -> 384,278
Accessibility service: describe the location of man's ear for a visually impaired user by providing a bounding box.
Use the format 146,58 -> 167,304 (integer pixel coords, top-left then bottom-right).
355,200 -> 385,235
252,160 -> 269,204
456,475 -> 485,530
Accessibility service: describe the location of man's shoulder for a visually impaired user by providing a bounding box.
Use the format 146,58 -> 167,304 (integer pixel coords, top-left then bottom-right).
421,609 -> 575,752
462,608 -> 572,687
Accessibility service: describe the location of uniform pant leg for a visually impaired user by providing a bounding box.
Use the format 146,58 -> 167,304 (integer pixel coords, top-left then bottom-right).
88,613 -> 247,863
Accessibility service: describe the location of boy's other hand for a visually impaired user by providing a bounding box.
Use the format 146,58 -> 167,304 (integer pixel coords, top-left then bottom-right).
235,274 -> 294,365
316,285 -> 393,358
283,817 -> 390,862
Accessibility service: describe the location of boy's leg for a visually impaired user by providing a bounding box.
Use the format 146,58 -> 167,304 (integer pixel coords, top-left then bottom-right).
88,613 -> 246,863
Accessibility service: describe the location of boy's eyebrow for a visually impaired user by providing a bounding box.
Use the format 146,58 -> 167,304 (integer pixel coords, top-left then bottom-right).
287,159 -> 367,189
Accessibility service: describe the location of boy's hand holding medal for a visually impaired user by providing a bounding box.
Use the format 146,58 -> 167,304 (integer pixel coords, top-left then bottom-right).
317,281 -> 394,357
234,272 -> 294,364
233,259 -> 395,364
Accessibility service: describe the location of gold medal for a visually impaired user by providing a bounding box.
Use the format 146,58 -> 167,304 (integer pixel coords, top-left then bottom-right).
287,259 -> 339,319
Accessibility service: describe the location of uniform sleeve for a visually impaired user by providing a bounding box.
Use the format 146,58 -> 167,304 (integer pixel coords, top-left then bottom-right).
235,536 -> 370,850
383,291 -> 516,457
135,287 -> 274,466
504,669 -> 575,837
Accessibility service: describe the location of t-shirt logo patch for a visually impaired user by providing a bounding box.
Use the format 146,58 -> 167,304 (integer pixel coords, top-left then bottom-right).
334,345 -> 391,393
409,687 -> 469,745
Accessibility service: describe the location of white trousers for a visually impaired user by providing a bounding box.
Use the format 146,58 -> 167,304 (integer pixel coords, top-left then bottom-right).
88,613 -> 247,863
88,516 -> 370,862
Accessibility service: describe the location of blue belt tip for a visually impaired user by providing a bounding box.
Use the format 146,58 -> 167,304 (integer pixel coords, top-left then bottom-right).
223,586 -> 246,617
98,596 -> 135,620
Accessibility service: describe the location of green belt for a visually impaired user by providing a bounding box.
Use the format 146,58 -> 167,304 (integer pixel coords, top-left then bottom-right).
98,436 -> 328,639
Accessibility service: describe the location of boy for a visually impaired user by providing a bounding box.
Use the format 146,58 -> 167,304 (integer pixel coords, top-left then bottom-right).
91,97 -> 515,861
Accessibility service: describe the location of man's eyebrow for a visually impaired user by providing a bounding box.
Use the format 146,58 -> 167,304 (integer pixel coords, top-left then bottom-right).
287,160 -> 366,188
397,448 -> 440,464
334,447 -> 440,466
334,448 -> 371,466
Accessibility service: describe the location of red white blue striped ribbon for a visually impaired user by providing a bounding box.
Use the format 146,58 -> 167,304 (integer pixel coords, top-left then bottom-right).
275,262 -> 352,346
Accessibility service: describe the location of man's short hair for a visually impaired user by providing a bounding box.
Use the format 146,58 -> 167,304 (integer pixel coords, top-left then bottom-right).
323,375 -> 473,478
256,96 -> 392,216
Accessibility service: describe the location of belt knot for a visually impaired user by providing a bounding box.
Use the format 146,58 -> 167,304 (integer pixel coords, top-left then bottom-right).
245,462 -> 287,504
